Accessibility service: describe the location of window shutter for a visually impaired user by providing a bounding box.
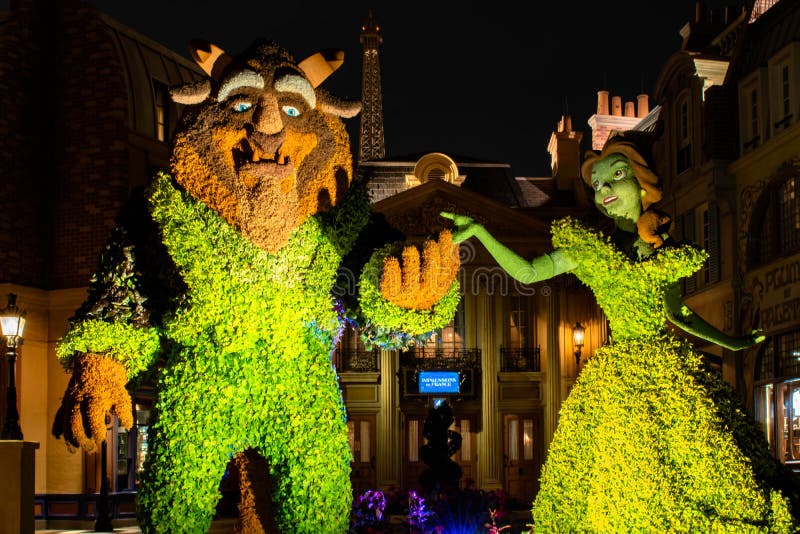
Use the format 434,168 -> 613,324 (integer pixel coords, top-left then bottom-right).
707,203 -> 721,284
684,211 -> 697,293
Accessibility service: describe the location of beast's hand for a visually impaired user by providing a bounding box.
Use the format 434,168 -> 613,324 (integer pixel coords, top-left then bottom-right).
380,230 -> 459,310
52,353 -> 133,451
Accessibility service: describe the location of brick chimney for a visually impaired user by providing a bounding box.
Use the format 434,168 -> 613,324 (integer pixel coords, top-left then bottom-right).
547,114 -> 583,191
587,89 -> 647,150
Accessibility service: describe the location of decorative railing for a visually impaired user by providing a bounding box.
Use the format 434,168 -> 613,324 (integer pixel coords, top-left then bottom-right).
34,492 -> 137,520
35,490 -> 239,520
399,348 -> 481,369
332,348 -> 379,372
500,346 -> 541,372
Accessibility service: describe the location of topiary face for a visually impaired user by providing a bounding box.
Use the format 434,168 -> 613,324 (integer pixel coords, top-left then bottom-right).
587,153 -> 643,225
170,40 -> 359,253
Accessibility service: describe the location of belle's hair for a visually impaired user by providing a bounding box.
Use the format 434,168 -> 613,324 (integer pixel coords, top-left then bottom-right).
580,133 -> 671,248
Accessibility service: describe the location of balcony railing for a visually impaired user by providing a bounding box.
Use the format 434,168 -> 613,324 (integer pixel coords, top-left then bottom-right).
500,346 -> 541,372
332,348 -> 379,372
400,347 -> 481,369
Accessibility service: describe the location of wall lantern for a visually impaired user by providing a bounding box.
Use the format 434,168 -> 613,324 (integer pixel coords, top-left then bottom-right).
572,321 -> 585,367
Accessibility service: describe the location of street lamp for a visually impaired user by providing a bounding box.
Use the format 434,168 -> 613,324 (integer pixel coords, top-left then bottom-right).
572,322 -> 585,367
1,293 -> 26,440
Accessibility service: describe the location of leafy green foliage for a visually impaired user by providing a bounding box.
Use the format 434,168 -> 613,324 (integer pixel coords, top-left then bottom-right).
551,216 -> 706,341
532,218 -> 796,533
358,242 -> 460,350
57,173 -> 459,533
57,320 -> 160,380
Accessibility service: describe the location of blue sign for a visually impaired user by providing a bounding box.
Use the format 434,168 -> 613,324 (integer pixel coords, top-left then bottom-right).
419,371 -> 460,394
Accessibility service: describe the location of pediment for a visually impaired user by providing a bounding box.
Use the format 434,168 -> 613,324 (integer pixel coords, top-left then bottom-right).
372,180 -> 552,248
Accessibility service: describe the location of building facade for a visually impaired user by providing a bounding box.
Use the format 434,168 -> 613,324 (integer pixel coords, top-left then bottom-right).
634,0 -> 800,470
6,0 -> 797,526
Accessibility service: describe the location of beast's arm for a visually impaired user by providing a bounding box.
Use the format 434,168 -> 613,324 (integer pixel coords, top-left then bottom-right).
53,190 -> 182,451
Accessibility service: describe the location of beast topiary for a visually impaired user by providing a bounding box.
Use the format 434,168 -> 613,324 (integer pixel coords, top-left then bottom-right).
52,39 -> 460,534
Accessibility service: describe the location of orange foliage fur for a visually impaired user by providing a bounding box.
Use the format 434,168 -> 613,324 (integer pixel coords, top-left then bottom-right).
381,230 -> 459,309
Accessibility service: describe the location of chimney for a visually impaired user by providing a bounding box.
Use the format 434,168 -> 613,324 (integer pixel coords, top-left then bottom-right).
611,95 -> 622,116
597,90 -> 609,115
547,115 -> 583,192
637,94 -> 649,117
624,101 -> 635,117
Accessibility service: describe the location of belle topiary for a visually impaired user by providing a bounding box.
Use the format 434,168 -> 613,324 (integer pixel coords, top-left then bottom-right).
442,131 -> 796,532
52,38 -> 460,534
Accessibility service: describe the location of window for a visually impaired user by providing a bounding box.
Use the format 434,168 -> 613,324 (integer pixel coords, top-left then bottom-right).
501,295 -> 540,371
676,204 -> 720,292
114,396 -> 152,490
523,419 -> 534,461
418,296 -> 465,356
781,65 -> 791,123
743,88 -> 761,150
748,172 -> 800,268
359,420 -> 371,463
754,330 -> 800,464
676,94 -> 693,174
700,205 -> 721,284
153,80 -> 171,142
769,45 -> 797,134
508,418 -> 519,462
739,69 -> 769,151
346,419 -> 371,463
779,176 -> 800,253
508,295 -> 533,349
459,419 -> 471,461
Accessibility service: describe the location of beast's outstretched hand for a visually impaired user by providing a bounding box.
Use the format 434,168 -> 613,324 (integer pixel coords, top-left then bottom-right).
52,353 -> 132,451
380,230 -> 459,310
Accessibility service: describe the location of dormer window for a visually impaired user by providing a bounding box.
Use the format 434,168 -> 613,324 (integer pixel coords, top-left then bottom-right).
153,80 -> 171,143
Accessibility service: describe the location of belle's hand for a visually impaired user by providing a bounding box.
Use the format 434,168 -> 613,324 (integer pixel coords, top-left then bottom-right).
380,230 -> 459,310
440,211 -> 483,243
749,329 -> 766,345
52,353 -> 133,451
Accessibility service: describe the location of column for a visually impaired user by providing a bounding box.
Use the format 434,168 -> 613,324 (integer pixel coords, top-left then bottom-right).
477,293 -> 502,490
544,285 -> 561,451
376,349 -> 401,489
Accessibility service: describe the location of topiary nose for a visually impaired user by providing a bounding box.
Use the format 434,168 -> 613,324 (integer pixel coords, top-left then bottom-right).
251,96 -> 283,135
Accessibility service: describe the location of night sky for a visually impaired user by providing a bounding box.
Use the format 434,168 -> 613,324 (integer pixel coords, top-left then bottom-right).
91,2 -> 704,175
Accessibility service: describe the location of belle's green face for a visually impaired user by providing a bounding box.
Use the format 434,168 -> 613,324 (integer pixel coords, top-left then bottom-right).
590,154 -> 642,224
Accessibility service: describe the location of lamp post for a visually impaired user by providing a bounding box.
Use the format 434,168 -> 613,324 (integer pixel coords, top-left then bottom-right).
1,293 -> 26,440
572,322 -> 585,367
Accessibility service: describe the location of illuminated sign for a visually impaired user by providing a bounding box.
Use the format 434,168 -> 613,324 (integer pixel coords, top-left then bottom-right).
418,371 -> 460,394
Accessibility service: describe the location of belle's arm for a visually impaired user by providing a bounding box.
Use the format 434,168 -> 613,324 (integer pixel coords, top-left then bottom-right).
440,212 -> 576,284
663,283 -> 764,351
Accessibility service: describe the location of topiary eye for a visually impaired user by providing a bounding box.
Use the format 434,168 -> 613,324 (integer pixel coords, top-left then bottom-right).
232,102 -> 252,113
592,180 -> 600,190
282,105 -> 301,117
613,168 -> 627,180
